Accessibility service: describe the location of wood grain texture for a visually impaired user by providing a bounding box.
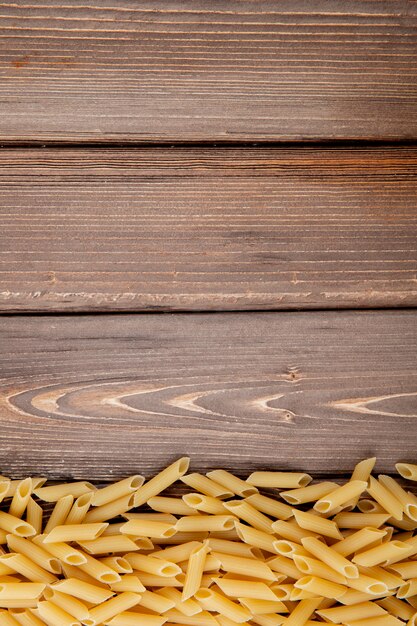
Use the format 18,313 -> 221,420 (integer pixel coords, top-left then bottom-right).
0,311 -> 416,479
1,146 -> 416,312
0,1 -> 417,143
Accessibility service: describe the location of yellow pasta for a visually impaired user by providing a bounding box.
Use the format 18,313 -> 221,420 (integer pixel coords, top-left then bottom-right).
314,481 -> 368,514
246,471 -> 312,489
9,479 -> 32,520
0,457 -> 415,625
244,494 -> 293,520
396,463 -> 417,481
34,482 -> 95,502
280,482 -> 339,505
182,541 -> 210,600
183,493 -> 227,515
206,470 -> 258,498
44,495 -> 74,533
195,588 -> 251,623
367,477 -> 404,521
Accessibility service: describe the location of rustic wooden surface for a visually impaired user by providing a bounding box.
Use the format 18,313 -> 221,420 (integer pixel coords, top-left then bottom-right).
0,311 -> 416,479
0,1 -> 417,143
1,146 -> 417,312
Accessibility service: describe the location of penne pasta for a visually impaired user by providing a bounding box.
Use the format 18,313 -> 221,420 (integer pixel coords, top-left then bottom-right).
223,501 -> 273,534
181,474 -> 233,500
301,536 -> 359,578
43,523 -> 108,544
65,493 -> 94,525
206,471 -> 258,498
244,494 -> 293,521
314,481 -> 368,514
133,458 -> 190,508
182,541 -> 210,601
83,591 -> 141,626
246,472 -> 312,489
280,482 -> 339,505
34,482 -> 95,503
183,493 -> 227,515
9,479 -> 32,520
91,476 -> 145,507
120,519 -> 176,539
395,463 -> 417,482
195,588 -> 251,623
52,578 -> 114,603
213,577 -> 282,601
44,495 -> 74,533
292,509 -> 343,540
147,497 -> 197,516
367,477 -> 404,521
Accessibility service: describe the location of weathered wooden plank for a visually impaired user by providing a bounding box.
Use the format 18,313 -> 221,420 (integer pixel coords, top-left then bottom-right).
0,1 -> 416,142
1,146 -> 416,312
0,311 -> 415,479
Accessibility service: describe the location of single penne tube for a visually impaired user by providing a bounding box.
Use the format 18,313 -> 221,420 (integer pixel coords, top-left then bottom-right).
6,535 -> 61,574
37,600 -> 81,626
175,515 -> 236,533
120,519 -> 176,539
338,588 -> 394,605
131,572 -> 183,587
182,541 -> 210,600
275,539 -> 310,557
301,536 -> 359,579
266,555 -> 303,580
43,522 -> 108,543
377,596 -> 415,620
396,462 -> 417,481
246,471 -> 312,489
34,481 -> 95,502
0,583 -> 45,600
397,578 -> 417,599
157,586 -> 201,616
4,477 -> 45,498
387,560 -> 417,578
280,481 -> 339,505
83,591 -> 141,626
0,601 -> 39,610
223,501 -> 273,534
334,513 -> 391,529
295,574 -> 347,598
135,589 -> 175,613
345,617 -> 404,626
208,528 -> 240,541
60,562 -> 109,587
181,473 -> 233,499
106,613 -> 166,626
147,496 -> 196,516
11,609 -> 45,626
0,553 -> 57,584
314,481 -> 367,514
33,534 -> 87,565
8,478 -> 32,519
151,541 -> 201,563
101,557 -> 133,574
367,477 -> 404,521
84,494 -> 136,524
212,552 -> 276,581
378,475 -> 417,521
26,498 -> 43,535
207,538 -> 262,559
44,495 -> 74,533
133,458 -> 190,508
269,583 -> 294,600
292,509 -> 342,540
183,493 -> 227,515
244,494 -> 293,520
358,500 -> 387,514
110,575 -> 146,593
78,535 -> 139,555
352,540 -> 410,567
332,527 -> 387,556
317,600 -> 387,623
180,553 -> 220,573
52,578 -> 114,603
278,597 -> 321,626
91,475 -> 144,507
235,522 -> 279,554
238,597 -> 288,615
346,573 -> 389,595
43,588 -> 90,622
343,458 -> 377,509
271,520 -> 319,543
125,553 -> 182,577
65,493 -> 94,525
195,588 -> 251,623
357,565 -> 403,589
77,551 -> 121,584
206,470 -> 258,497
213,577 -> 283,601
0,513 -> 35,538
293,554 -> 347,585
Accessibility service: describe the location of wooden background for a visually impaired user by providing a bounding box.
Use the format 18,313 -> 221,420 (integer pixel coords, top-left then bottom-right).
0,0 -> 416,480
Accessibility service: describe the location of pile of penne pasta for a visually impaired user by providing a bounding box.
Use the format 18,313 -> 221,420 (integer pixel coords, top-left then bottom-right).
0,459 -> 416,625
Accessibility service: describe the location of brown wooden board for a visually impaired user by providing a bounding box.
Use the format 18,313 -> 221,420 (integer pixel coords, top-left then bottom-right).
1,146 -> 416,312
0,311 -> 416,479
0,1 -> 416,143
